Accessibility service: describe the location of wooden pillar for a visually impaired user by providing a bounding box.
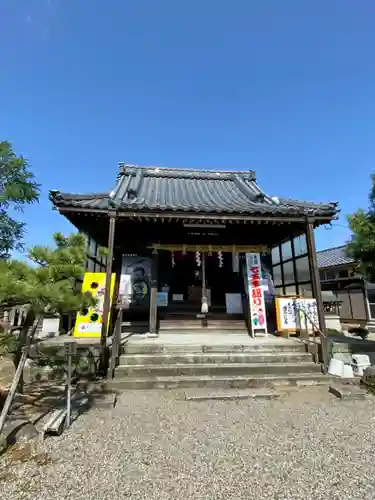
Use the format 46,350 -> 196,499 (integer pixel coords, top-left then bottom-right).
149,249 -> 158,335
99,213 -> 116,370
306,220 -> 326,334
362,280 -> 371,322
306,220 -> 328,370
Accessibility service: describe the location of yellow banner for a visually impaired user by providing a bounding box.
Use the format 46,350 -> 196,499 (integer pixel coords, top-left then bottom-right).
73,272 -> 116,338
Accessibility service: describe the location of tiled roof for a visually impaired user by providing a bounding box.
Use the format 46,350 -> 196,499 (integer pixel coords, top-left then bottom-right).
50,165 -> 339,219
317,245 -> 355,269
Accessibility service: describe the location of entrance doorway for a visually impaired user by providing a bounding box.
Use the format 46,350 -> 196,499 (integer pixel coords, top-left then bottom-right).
158,250 -> 244,314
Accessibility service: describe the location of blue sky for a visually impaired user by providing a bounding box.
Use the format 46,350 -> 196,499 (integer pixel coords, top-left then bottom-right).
1,0 -> 375,252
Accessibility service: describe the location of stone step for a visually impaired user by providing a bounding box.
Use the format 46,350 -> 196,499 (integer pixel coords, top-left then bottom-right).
119,352 -> 313,366
159,322 -> 247,330
107,373 -> 329,391
115,361 -> 322,378
122,342 -> 306,355
160,313 -> 244,321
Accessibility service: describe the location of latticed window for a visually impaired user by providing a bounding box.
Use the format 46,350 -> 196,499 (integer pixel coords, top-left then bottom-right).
271,234 -> 311,296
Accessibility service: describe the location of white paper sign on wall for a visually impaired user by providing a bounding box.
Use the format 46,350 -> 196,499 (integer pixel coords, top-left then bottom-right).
225,293 -> 243,314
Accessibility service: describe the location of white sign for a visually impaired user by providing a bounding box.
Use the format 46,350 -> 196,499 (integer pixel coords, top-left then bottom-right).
156,292 -> 168,307
119,274 -> 132,301
276,297 -> 318,332
172,294 -> 184,301
39,318 -> 60,339
225,293 -> 243,314
78,322 -> 102,333
246,253 -> 268,336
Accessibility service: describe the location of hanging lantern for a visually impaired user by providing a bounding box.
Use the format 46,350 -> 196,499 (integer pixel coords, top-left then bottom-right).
182,244 -> 187,256
208,244 -> 212,257
218,250 -> 223,268
196,250 -> 201,267
171,250 -> 175,268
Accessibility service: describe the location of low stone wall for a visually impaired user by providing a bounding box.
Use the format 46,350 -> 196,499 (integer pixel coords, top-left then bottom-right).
328,335 -> 375,364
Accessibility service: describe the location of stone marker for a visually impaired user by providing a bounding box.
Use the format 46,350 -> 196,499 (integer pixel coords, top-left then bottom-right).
183,388 -> 280,401
329,384 -> 367,401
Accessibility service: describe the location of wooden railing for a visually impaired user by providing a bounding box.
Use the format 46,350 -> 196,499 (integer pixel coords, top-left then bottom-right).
296,306 -> 329,373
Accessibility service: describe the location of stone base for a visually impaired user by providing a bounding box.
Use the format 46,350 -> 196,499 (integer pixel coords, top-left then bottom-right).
325,314 -> 342,332
366,320 -> 375,333
329,383 -> 368,400
183,388 -> 280,401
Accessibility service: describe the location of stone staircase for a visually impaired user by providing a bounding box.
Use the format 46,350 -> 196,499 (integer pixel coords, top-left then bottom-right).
109,335 -> 328,390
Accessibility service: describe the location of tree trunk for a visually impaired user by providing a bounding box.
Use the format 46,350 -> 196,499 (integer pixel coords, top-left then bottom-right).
0,314 -> 42,434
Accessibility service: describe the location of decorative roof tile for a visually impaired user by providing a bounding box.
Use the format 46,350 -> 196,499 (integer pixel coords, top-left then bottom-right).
317,245 -> 355,269
50,165 -> 339,219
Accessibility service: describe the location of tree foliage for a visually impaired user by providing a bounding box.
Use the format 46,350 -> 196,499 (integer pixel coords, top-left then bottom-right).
347,173 -> 375,281
0,141 -> 40,259
0,232 -> 95,313
0,233 -> 96,390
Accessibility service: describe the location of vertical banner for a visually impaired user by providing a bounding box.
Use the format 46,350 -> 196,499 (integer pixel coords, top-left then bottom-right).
74,272 -> 116,337
246,253 -> 268,336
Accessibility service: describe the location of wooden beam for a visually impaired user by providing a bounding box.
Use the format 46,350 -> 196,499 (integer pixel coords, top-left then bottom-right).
150,243 -> 269,253
115,211 -> 323,223
99,213 -> 116,372
56,206 -> 337,225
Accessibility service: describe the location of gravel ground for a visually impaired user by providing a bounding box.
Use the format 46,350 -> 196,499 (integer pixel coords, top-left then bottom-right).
1,386 -> 375,499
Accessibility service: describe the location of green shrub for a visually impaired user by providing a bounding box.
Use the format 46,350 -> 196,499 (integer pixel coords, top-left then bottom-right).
348,327 -> 369,339
326,329 -> 343,336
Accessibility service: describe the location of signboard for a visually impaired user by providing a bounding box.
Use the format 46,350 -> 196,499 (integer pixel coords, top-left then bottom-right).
73,273 -> 116,338
156,292 -> 168,307
120,256 -> 151,308
39,318 -> 60,339
275,297 -> 318,333
172,294 -> 184,302
246,253 -> 268,336
225,293 -> 243,314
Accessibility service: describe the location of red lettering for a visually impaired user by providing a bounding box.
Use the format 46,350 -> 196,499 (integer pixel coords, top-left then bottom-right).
251,267 -> 259,277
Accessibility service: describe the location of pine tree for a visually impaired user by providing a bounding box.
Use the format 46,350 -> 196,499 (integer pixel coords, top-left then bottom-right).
0,232 -> 95,392
347,174 -> 375,281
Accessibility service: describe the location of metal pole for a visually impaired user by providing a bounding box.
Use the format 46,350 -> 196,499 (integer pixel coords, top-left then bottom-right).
66,347 -> 72,429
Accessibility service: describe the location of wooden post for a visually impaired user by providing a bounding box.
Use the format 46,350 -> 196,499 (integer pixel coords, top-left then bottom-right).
149,249 -> 158,335
99,213 -> 116,373
201,251 -> 209,315
306,220 -> 328,369
363,280 -> 371,322
0,315 -> 42,434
